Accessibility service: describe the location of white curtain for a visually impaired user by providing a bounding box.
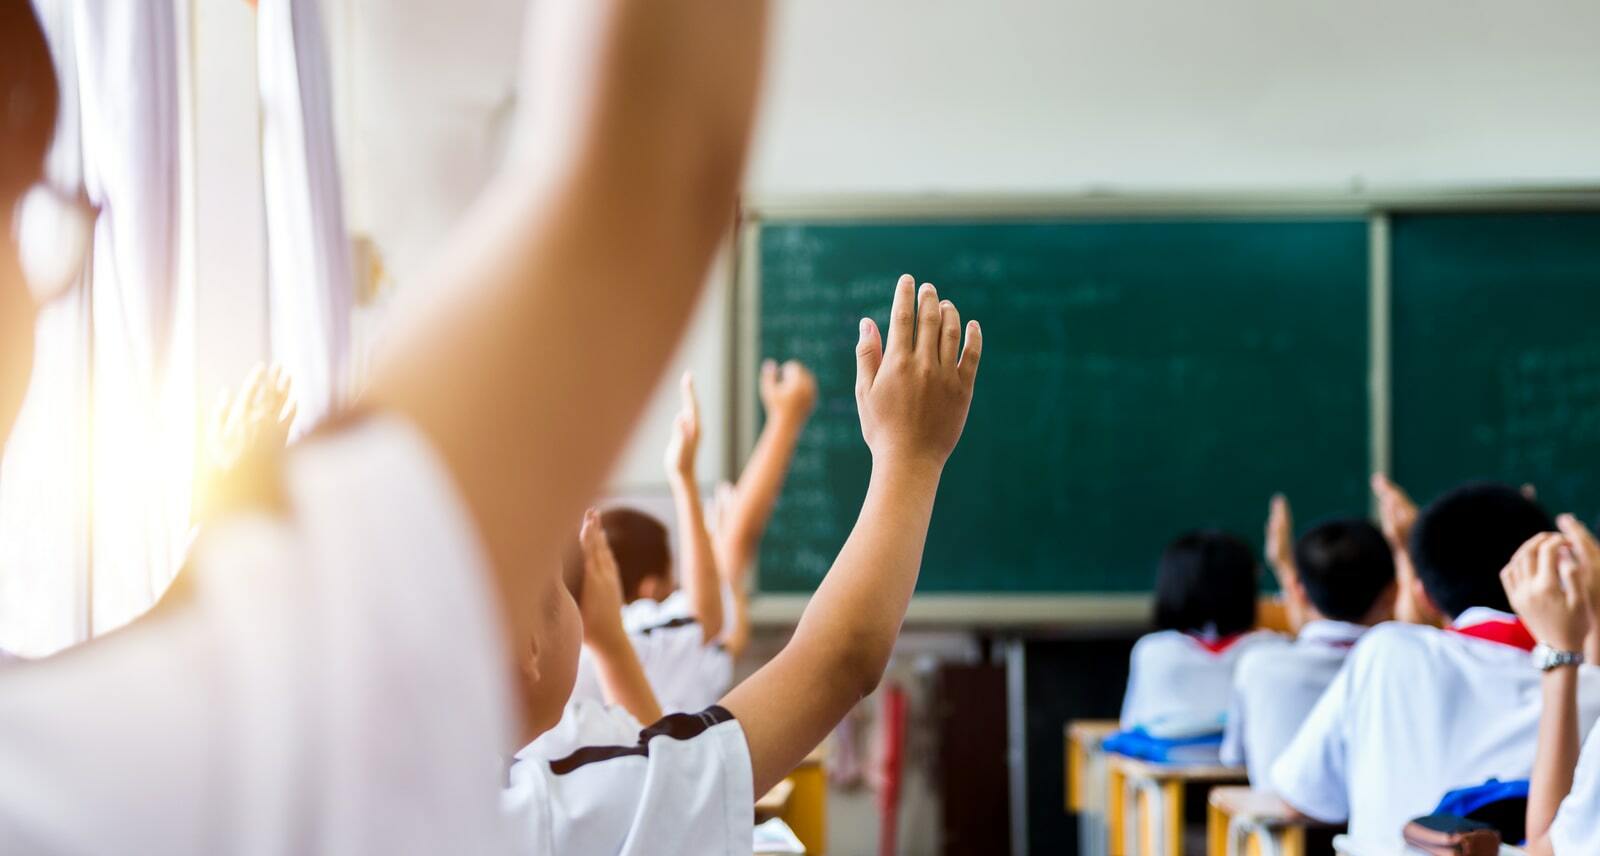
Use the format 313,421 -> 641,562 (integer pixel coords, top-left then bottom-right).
0,0 -> 191,650
259,0 -> 353,431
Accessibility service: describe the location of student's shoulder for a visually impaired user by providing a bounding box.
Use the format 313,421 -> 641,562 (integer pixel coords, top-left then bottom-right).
1129,630 -> 1189,659
1343,621 -> 1442,679
1232,633 -> 1298,682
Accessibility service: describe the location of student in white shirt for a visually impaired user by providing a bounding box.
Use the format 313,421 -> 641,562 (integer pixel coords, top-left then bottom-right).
564,374 -> 731,714
1272,483 -> 1600,848
0,0 -> 778,850
1501,515 -> 1600,856
1222,502 -> 1397,787
506,275 -> 984,854
1121,530 -> 1279,729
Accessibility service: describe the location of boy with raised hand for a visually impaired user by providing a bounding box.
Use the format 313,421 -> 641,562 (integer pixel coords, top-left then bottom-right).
505,276 -> 981,853
1271,483 -> 1600,849
1507,515 -> 1600,855
0,0 -> 768,851
714,359 -> 818,657
523,510 -> 661,761
1224,495 -> 1397,789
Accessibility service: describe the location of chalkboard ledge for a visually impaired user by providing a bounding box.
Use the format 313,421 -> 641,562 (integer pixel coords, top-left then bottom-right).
748,594 -> 1150,629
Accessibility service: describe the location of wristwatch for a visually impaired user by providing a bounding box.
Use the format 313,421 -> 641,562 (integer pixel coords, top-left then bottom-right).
1533,643 -> 1585,672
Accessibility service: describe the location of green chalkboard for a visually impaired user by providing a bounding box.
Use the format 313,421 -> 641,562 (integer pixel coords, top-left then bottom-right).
752,218 -> 1372,594
1392,213 -> 1600,516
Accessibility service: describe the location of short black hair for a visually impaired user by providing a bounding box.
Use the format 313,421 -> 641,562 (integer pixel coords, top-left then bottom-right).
1410,482 -> 1555,620
1,1 -> 58,195
600,507 -> 671,602
1152,530 -> 1258,637
1293,518 -> 1395,623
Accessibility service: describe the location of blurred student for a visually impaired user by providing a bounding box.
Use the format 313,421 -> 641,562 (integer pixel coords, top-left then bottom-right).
0,0 -> 772,850
504,275 -> 982,854
1222,497 -> 1396,788
1120,530 -> 1278,729
1272,484 -> 1600,848
567,373 -> 730,714
1503,516 -> 1600,856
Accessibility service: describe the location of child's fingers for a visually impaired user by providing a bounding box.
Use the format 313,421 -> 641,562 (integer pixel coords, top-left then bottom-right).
883,275 -> 916,357
915,283 -> 941,363
1535,533 -> 1566,585
1560,563 -> 1586,610
760,359 -> 778,394
855,317 -> 883,401
957,320 -> 982,385
938,300 -> 961,367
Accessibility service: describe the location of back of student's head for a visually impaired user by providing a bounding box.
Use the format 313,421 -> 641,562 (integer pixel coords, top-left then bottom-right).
1,0 -> 57,196
600,507 -> 671,602
1410,482 -> 1555,620
1293,518 -> 1395,623
1152,530 -> 1258,637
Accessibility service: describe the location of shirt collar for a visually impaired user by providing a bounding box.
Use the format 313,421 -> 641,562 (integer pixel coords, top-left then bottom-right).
1296,619 -> 1368,649
1451,607 -> 1520,630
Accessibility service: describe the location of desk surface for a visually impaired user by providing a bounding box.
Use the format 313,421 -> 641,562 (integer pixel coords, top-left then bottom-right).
1330,834 -> 1526,856
1109,754 -> 1247,782
1068,719 -> 1122,744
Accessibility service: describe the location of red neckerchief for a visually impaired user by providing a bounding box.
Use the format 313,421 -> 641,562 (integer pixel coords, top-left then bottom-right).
1448,618 -> 1537,652
1187,632 -> 1248,655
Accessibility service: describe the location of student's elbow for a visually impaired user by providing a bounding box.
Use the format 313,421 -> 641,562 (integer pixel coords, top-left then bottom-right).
835,633 -> 892,700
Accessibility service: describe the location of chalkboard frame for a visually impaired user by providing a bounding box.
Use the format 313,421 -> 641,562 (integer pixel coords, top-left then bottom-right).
733,188 -> 1600,626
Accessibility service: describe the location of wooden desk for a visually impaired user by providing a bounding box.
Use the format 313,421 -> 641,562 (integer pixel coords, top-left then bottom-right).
1066,720 -> 1122,856
757,778 -> 797,824
1206,786 -> 1336,856
780,744 -> 828,856
1330,834 -> 1526,856
1109,754 -> 1247,856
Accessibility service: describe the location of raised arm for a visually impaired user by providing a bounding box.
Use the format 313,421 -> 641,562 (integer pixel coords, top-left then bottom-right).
1264,493 -> 1304,633
717,360 -> 817,582
1502,532 -> 1591,854
721,275 -> 982,795
715,360 -> 817,656
1557,514 -> 1600,666
1372,473 -> 1439,626
363,0 -> 769,728
577,509 -> 663,726
664,373 -> 723,643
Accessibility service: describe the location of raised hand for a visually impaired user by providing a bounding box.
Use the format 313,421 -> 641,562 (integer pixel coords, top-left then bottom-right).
577,508 -> 627,645
759,359 -> 817,425
854,275 -> 981,471
1371,473 -> 1417,552
195,364 -> 298,525
1502,532 -> 1589,653
1266,494 -> 1296,581
663,372 -> 701,480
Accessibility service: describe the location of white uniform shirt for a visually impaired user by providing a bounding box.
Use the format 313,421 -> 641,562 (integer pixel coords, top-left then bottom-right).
0,419 -> 517,854
1120,629 -> 1282,729
519,699 -> 644,764
1221,620 -> 1367,788
503,706 -> 754,856
571,590 -> 733,714
1271,608 -> 1600,848
1551,723 -> 1600,855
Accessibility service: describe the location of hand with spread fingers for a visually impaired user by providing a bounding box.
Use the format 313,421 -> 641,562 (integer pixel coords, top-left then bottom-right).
854,275 -> 982,472
194,364 -> 298,526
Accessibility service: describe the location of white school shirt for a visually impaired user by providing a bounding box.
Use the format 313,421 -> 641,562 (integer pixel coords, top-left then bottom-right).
0,419 -> 517,854
521,699 -> 644,764
1271,608 -> 1600,849
1550,722 -> 1600,855
1221,620 -> 1367,788
1120,629 -> 1282,729
571,590 -> 734,714
503,705 -> 754,856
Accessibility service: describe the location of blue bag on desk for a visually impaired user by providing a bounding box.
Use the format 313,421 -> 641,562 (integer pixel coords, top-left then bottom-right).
1433,778 -> 1529,845
1103,713 -> 1225,765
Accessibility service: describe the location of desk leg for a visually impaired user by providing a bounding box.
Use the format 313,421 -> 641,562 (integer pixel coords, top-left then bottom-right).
1280,825 -> 1304,856
1108,766 -> 1126,856
785,762 -> 827,856
1207,801 -> 1227,856
1161,780 -> 1183,856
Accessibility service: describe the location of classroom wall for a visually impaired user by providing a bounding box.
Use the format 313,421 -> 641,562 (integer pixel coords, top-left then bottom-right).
318,0 -> 1600,491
